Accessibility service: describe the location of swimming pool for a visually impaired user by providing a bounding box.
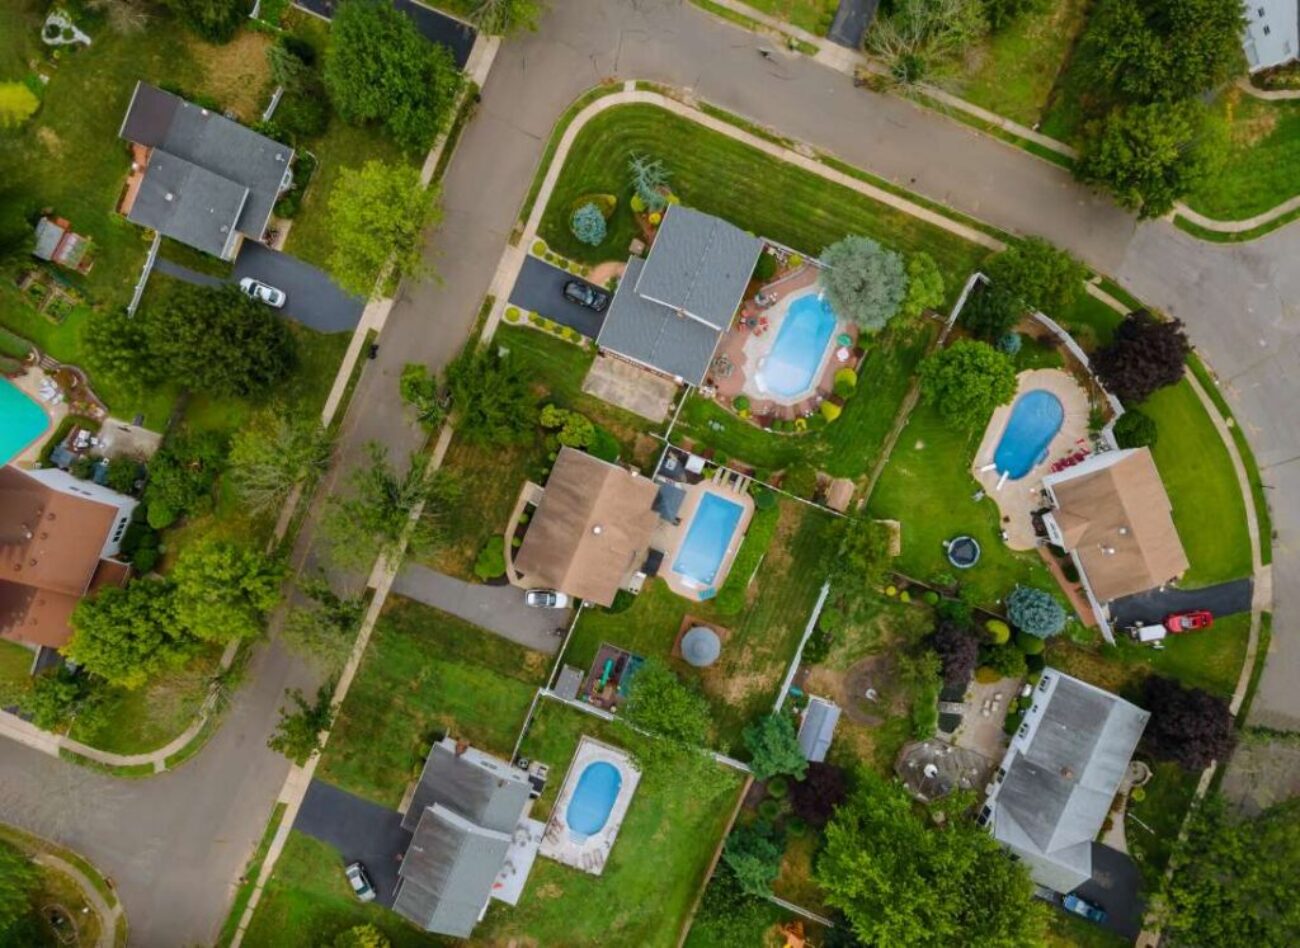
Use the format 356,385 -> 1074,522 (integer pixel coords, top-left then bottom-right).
994,390 -> 1064,479
754,291 -> 837,399
0,378 -> 50,465
672,492 -> 745,588
566,761 -> 622,838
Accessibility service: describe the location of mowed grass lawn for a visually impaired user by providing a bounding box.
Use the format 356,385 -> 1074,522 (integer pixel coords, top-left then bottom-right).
315,596 -> 549,808
537,104 -> 985,284
867,401 -> 1057,607
566,498 -> 837,756
1184,91 -> 1300,220
951,0 -> 1091,128
735,0 -> 838,32
477,699 -> 744,947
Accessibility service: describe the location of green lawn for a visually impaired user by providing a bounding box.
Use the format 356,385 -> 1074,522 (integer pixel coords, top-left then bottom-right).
1142,379 -> 1252,587
0,641 -> 35,707
565,497 -> 837,756
952,0 -> 1092,128
477,699 -> 744,947
867,401 -> 1057,607
672,320 -> 935,481
1046,908 -> 1130,947
537,104 -> 985,285
1126,761 -> 1200,890
733,0 -> 838,32
1184,92 -> 1300,220
1038,12 -> 1108,144
315,596 -> 549,808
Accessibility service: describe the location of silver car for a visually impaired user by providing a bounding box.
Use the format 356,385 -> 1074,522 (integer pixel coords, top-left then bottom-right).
344,862 -> 375,902
525,589 -> 570,609
239,277 -> 287,309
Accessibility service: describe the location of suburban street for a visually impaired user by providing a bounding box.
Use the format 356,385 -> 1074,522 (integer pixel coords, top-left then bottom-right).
1,0 -> 1298,943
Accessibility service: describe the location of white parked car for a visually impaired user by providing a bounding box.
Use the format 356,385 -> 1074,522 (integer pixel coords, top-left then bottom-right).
525,589 -> 570,609
239,277 -> 286,309
344,862 -> 375,902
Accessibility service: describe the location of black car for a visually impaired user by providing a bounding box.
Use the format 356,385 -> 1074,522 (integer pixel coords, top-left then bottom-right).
563,280 -> 610,312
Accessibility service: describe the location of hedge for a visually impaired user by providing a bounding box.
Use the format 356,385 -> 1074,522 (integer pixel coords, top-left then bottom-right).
712,503 -> 781,614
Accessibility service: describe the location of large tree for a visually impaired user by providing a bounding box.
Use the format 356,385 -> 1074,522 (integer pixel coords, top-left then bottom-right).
1078,100 -> 1225,219
84,308 -> 155,396
164,0 -> 245,43
328,161 -> 440,299
1006,586 -> 1066,639
959,281 -> 1022,342
228,409 -> 333,518
283,574 -> 366,669
819,235 -> 908,333
267,681 -> 336,764
817,771 -> 1047,946
172,538 -> 285,644
1092,309 -> 1189,403
789,761 -> 849,828
1085,0 -> 1245,103
742,713 -> 807,782
622,658 -> 712,747
142,430 -> 227,530
469,0 -> 544,36
931,620 -> 980,687
722,823 -> 784,897
143,285 -> 297,398
919,340 -> 1017,429
66,580 -> 192,689
867,0 -> 989,85
1161,794 -> 1300,945
983,237 -> 1086,317
324,0 -> 464,151
1141,675 -> 1236,771
445,347 -> 537,445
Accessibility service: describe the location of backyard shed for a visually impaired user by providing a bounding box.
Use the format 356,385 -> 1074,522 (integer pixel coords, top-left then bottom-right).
797,696 -> 841,763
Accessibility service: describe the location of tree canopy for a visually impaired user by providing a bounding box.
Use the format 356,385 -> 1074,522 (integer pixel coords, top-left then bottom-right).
67,579 -> 192,689
722,823 -> 785,897
142,430 -> 227,530
742,713 -> 808,782
469,0 -> 544,35
621,658 -> 712,747
324,0 -> 464,151
983,238 -> 1085,317
1006,586 -> 1066,639
1093,309 -> 1189,403
172,538 -> 285,644
1161,794 -> 1300,945
789,761 -> 849,828
931,620 -> 980,687
1141,675 -> 1236,771
919,340 -> 1017,429
900,251 -> 946,320
817,770 -> 1046,946
399,363 -> 447,431
867,0 -> 989,86
959,281 -> 1022,342
328,161 -> 440,299
446,347 -> 537,445
819,235 -> 908,333
228,409 -> 334,518
164,0 -> 245,43
283,573 -> 366,669
267,681 -> 337,764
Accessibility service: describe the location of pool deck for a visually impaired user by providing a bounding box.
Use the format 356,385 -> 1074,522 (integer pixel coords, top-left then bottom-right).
970,369 -> 1092,550
539,736 -> 641,876
660,475 -> 756,602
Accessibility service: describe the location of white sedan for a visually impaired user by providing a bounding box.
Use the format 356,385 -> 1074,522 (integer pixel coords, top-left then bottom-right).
239,277 -> 286,309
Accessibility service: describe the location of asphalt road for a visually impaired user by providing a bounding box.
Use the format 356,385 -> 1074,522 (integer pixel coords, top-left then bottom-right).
1109,578 -> 1254,629
293,780 -> 411,909
508,256 -> 607,338
7,1 -> 1300,942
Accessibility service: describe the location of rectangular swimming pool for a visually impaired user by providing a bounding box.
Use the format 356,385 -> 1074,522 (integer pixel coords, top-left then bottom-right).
0,378 -> 50,465
672,492 -> 745,588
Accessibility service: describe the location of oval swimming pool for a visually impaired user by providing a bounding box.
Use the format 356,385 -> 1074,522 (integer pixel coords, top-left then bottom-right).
0,378 -> 50,466
994,390 -> 1063,479
754,291 -> 837,399
566,760 -> 622,838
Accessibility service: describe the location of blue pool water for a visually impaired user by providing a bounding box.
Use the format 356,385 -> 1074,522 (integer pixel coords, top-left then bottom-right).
0,379 -> 50,465
672,492 -> 745,587
566,761 -> 622,838
994,390 -> 1064,479
755,292 -> 838,398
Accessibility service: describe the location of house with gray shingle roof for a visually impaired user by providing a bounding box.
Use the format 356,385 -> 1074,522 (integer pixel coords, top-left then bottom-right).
596,205 -> 763,385
393,737 -> 536,938
117,82 -> 295,260
982,669 -> 1149,894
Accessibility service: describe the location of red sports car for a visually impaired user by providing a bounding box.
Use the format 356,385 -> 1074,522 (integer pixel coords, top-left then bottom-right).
1165,610 -> 1213,634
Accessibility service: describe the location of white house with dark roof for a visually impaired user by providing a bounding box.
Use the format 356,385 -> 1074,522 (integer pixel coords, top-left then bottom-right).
982,669 -> 1149,894
117,82 -> 294,260
393,737 -> 538,938
1244,0 -> 1299,70
596,205 -> 763,385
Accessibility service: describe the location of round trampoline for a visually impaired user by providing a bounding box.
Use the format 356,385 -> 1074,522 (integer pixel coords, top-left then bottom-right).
946,536 -> 981,569
681,626 -> 721,667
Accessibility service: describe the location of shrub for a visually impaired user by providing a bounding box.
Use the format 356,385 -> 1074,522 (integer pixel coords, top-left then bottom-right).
649,211 -> 662,225
505,306 -> 521,322
757,798 -> 782,820
821,400 -> 842,422
570,202 -> 607,246
1003,710 -> 1024,734
766,775 -> 790,799
975,666 -> 1002,684
473,535 -> 507,580
1114,408 -> 1158,449
833,368 -> 858,399
923,590 -> 940,606
782,463 -> 818,499
752,486 -> 777,511
998,331 -> 1022,355
532,240 -> 546,255
1016,631 -> 1045,655
753,251 -> 778,283
899,590 -> 911,603
981,643 -> 1028,679
1007,586 -> 1066,639
1130,787 -> 1146,803
629,193 -> 646,213
1061,561 -> 1080,583
588,426 -> 621,463
984,619 -> 1010,645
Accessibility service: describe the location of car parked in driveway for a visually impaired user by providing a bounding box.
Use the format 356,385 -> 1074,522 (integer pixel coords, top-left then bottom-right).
1063,893 -> 1107,924
525,589 -> 570,609
562,280 -> 609,312
345,862 -> 375,902
239,277 -> 286,308
1165,610 -> 1213,633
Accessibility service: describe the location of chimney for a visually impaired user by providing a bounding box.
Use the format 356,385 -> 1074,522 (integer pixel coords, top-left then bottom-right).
455,739 -> 469,757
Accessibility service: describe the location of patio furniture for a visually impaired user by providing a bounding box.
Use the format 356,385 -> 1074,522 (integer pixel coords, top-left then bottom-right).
837,333 -> 853,347
835,346 -> 851,362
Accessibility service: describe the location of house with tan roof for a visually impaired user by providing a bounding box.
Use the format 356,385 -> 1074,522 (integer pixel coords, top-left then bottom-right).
1041,448 -> 1189,640
0,466 -> 137,651
510,448 -> 662,607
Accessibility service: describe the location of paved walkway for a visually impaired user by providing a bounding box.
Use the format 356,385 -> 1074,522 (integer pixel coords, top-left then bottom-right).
1174,193 -> 1300,233
32,851 -> 124,948
391,563 -> 567,653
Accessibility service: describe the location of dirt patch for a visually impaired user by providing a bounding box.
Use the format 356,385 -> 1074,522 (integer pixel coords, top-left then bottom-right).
1226,90 -> 1279,147
37,126 -> 62,154
632,433 -> 660,468
189,31 -> 274,122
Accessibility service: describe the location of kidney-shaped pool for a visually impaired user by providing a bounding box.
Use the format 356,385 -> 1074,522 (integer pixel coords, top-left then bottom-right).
994,389 -> 1063,479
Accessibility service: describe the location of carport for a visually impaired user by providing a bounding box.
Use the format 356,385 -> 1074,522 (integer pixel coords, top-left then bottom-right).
508,256 -> 606,338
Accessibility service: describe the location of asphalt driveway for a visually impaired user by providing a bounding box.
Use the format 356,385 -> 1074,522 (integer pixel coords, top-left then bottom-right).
828,0 -> 878,48
1109,578 -> 1253,629
293,779 -> 412,908
1070,843 -> 1145,939
234,242 -> 364,333
508,256 -> 606,338
391,564 -> 568,653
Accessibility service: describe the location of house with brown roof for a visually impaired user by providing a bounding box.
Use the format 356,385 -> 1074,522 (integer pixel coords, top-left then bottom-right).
0,467 -> 137,651
510,448 -> 661,607
1041,448 -> 1189,641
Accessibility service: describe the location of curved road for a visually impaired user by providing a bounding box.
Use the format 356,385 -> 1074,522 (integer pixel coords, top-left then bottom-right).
1,1 -> 1297,944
